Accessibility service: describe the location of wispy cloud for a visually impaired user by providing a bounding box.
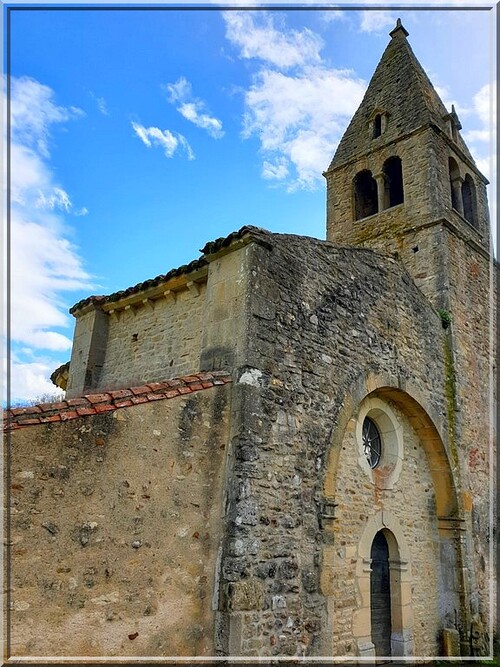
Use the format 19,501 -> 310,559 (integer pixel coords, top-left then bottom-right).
164,77 -> 224,139
223,10 -> 323,69
359,10 -> 395,34
11,76 -> 84,157
131,121 -> 194,159
8,76 -> 92,402
262,158 -> 289,181
223,11 -> 366,190
463,83 -> 496,147
96,96 -> 109,116
320,9 -> 348,24
35,186 -> 72,212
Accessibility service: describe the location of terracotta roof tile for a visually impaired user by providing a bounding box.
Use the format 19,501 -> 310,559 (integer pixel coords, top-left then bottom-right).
39,414 -> 62,424
114,400 -> 134,409
108,389 -> 133,399
147,382 -> 170,391
66,398 -> 89,407
60,410 -> 78,421
10,406 -> 42,416
164,389 -> 180,399
69,226 -> 271,315
130,385 -> 151,396
86,393 -> 112,404
145,392 -> 167,401
187,382 -> 204,391
76,407 -> 96,417
94,403 -> 116,413
130,395 -> 149,405
4,371 -> 232,432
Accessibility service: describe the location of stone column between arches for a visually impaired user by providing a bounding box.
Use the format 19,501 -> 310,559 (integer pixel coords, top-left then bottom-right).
353,511 -> 414,657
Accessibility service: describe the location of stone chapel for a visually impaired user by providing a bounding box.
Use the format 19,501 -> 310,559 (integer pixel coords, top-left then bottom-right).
6,20 -> 496,659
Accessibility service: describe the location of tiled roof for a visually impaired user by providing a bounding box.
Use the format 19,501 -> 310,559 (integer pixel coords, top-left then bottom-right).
4,371 -> 232,432
70,225 -> 271,315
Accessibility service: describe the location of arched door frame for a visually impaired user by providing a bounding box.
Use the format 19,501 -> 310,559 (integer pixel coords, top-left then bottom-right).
353,511 -> 413,657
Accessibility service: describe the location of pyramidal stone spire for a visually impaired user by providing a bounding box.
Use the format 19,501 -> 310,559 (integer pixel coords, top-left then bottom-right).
328,18 -> 475,171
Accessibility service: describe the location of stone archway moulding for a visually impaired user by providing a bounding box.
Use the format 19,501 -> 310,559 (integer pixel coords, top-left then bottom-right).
323,370 -> 460,519
353,510 -> 414,657
321,371 -> 468,657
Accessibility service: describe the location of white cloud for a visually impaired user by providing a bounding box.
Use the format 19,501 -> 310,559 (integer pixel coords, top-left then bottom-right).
359,10 -> 395,34
164,77 -> 224,139
470,83 -> 495,132
10,76 -> 84,156
462,82 -> 496,178
223,10 -> 323,69
321,9 -> 348,24
224,11 -> 367,190
35,187 -> 72,212
96,96 -> 109,116
242,66 -> 366,190
7,356 -> 65,405
131,121 -> 194,159
7,76 -> 92,403
262,159 -> 289,181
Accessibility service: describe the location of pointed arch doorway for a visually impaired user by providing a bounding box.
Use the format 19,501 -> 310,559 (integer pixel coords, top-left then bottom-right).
370,531 -> 392,656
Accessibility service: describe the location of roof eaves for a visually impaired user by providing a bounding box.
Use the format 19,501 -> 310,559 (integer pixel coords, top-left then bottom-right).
70,226 -> 272,316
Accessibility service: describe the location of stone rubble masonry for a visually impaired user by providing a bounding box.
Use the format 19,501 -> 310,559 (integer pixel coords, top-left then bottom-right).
9,22 -> 496,657
6,224 -> 494,658
8,381 -> 231,657
214,230 -> 475,657
5,371 -> 232,431
64,228 -> 263,398
332,403 -> 441,656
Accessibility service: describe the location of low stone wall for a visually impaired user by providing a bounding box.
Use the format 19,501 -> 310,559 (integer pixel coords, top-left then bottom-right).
8,381 -> 230,658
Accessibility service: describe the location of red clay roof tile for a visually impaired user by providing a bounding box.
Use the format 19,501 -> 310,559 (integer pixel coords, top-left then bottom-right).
4,371 -> 232,431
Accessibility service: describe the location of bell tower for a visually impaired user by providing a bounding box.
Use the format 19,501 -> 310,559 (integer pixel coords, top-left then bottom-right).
325,20 -> 495,653
324,18 -> 492,310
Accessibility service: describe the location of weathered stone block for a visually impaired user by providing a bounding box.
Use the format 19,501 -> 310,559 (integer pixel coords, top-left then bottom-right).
227,579 -> 265,611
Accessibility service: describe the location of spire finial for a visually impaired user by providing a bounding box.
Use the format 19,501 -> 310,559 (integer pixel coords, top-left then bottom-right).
389,18 -> 409,39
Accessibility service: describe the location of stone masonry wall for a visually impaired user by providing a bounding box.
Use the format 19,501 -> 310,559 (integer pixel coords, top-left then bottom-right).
443,228 -> 495,632
332,403 -> 441,656
220,232 -> 457,657
97,282 -> 207,391
326,129 -> 440,248
9,384 -> 230,658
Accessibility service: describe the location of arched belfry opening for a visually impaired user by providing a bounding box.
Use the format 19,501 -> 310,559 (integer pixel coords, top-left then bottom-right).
449,157 -> 462,213
353,170 -> 378,220
370,531 -> 392,656
382,156 -> 404,208
462,173 -> 478,228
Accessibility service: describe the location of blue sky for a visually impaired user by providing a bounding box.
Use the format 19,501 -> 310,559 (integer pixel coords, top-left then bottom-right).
4,1 -> 497,403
